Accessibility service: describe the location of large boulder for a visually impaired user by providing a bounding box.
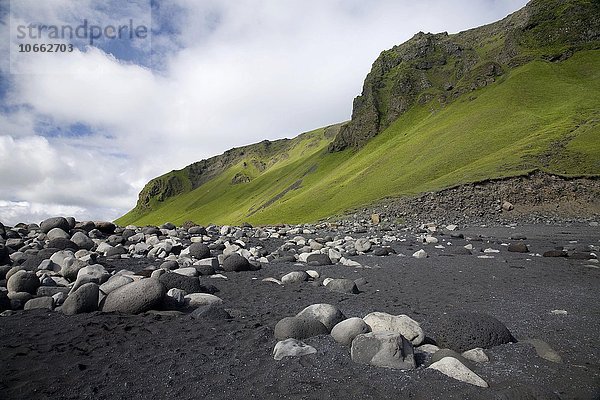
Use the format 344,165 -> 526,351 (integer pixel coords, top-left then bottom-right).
306,253 -> 332,266
40,217 -> 70,234
188,243 -> 211,259
70,232 -> 95,251
428,357 -> 488,387
47,238 -> 79,251
61,283 -> 99,315
102,278 -> 166,314
159,272 -> 202,294
326,278 -> 359,294
99,275 -> 134,295
7,270 -> 40,294
184,293 -> 223,308
281,271 -> 309,284
0,291 -> 11,311
351,332 -> 416,370
273,339 -> 317,361
47,228 -> 70,241
363,312 -> 425,346
24,296 -> 55,311
70,264 -> 110,292
435,312 -> 515,352
0,244 -> 11,266
274,316 -> 329,340
296,303 -> 346,331
331,317 -> 372,346
222,253 -> 255,272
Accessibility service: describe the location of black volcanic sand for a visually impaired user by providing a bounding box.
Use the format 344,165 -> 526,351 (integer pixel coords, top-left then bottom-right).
1,224 -> 599,399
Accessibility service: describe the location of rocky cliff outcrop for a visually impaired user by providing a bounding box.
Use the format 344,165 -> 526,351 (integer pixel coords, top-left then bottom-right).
328,0 -> 600,151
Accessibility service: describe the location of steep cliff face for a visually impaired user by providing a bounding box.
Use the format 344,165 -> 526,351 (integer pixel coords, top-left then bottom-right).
129,126 -> 339,215
328,0 -> 600,151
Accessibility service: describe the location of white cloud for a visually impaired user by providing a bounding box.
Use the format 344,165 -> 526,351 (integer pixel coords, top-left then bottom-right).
0,0 -> 529,225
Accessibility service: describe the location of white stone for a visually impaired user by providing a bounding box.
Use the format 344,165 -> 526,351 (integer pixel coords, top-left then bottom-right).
462,348 -> 489,363
417,344 -> 439,354
428,357 -> 488,387
273,339 -> 316,361
412,249 -> 428,259
363,312 -> 425,345
184,293 -> 223,307
173,267 -> 198,277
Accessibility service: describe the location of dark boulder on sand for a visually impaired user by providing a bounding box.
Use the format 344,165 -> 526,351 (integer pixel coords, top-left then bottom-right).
435,312 -> 515,352
274,316 -> 329,340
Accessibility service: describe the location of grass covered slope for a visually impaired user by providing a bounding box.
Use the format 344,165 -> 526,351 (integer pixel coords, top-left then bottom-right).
118,50 -> 600,226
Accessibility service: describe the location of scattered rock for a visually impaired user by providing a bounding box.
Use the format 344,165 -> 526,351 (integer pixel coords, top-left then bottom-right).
363,312 -> 425,345
159,272 -> 202,294
184,293 -> 223,308
522,339 -> 562,363
462,348 -> 490,363
326,278 -> 359,294
306,253 -> 332,266
274,316 -> 329,340
62,283 -> 99,315
188,243 -> 211,259
7,270 -> 40,294
430,349 -> 474,370
102,278 -> 166,314
281,271 -> 309,284
435,312 -> 515,352
222,253 -> 255,272
508,243 -> 529,253
428,357 -> 488,387
273,339 -> 317,361
412,249 -> 428,259
296,304 -> 346,331
351,332 -> 416,370
355,238 -> 372,252
331,317 -> 372,346
24,296 -> 54,311
40,217 -> 70,234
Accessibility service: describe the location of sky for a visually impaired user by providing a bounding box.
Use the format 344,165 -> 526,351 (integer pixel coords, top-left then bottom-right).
0,0 -> 529,226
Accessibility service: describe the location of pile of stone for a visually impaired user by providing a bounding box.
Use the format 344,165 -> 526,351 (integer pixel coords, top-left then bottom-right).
273,305 -> 517,388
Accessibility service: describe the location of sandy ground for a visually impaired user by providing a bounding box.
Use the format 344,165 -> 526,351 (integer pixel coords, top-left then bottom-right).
1,223 -> 599,400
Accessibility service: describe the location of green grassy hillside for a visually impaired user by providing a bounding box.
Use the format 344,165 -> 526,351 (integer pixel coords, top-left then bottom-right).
117,50 -> 600,226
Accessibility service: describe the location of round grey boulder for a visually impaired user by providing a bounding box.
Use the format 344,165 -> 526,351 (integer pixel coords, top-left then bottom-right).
430,348 -> 475,370
99,275 -> 134,295
296,303 -> 346,331
24,296 -> 55,311
70,264 -> 110,292
331,317 -> 372,346
355,238 -> 372,252
222,253 -> 254,272
47,227 -> 70,241
435,312 -> 515,352
61,283 -> 99,315
274,316 -> 329,340
0,244 -> 11,265
281,271 -> 309,284
159,272 -> 202,294
326,278 -> 359,294
102,278 -> 166,314
40,217 -> 70,234
7,270 -> 40,294
306,253 -> 332,266
351,332 -> 416,370
189,243 -> 211,259
70,232 -> 95,251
